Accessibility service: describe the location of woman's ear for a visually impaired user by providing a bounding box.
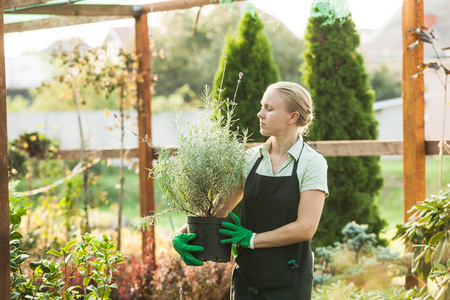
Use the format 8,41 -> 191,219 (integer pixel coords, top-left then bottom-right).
288,111 -> 300,125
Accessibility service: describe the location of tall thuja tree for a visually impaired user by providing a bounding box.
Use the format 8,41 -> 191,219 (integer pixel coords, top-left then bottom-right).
213,11 -> 281,142
301,0 -> 385,247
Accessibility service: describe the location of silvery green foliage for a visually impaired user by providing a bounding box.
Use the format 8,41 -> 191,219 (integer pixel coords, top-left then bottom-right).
133,84 -> 248,230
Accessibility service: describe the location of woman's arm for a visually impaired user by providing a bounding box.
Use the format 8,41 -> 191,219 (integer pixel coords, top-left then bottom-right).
216,186 -> 244,218
253,189 -> 325,248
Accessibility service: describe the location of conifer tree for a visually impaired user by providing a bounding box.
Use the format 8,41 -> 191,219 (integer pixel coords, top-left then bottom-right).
301,2 -> 386,247
213,12 -> 281,142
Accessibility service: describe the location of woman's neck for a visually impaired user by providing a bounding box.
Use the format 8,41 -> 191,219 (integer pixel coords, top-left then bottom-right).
269,131 -> 299,157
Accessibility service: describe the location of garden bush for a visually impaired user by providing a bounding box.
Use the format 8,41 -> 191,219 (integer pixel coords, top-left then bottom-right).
394,184 -> 450,299
313,221 -> 407,290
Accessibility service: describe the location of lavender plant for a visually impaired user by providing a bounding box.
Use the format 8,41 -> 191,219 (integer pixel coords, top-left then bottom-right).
132,57 -> 248,230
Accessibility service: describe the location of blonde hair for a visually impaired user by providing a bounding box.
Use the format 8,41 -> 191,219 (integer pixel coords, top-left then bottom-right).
266,81 -> 314,134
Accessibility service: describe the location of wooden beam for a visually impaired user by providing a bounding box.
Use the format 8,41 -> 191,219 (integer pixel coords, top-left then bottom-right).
4,0 -> 53,10
5,3 -> 142,16
141,0 -> 224,13
135,13 -> 156,263
4,0 -> 229,16
402,0 -> 425,289
0,1 -> 12,298
5,16 -> 128,33
49,140 -> 449,160
311,140 -> 403,156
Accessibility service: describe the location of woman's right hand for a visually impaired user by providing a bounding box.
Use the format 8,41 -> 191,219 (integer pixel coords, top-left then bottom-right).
171,233 -> 204,266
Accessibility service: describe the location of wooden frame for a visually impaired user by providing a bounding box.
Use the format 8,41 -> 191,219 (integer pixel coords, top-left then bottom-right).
0,1 -> 11,295
48,140 -> 449,160
0,0 -> 438,294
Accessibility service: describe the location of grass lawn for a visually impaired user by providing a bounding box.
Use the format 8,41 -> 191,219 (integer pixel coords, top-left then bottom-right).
376,155 -> 450,232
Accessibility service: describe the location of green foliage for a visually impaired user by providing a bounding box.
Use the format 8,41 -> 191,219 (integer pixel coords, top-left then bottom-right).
31,40 -> 122,112
369,62 -> 401,101
10,182 -> 36,299
151,5 -> 299,102
29,233 -> 124,299
7,94 -> 30,111
12,132 -> 58,159
312,280 -> 430,300
132,84 -> 248,230
313,222 -> 404,290
341,221 -> 377,262
10,182 -> 124,299
393,185 -> 450,300
8,143 -> 29,178
213,11 -> 281,142
301,11 -> 385,247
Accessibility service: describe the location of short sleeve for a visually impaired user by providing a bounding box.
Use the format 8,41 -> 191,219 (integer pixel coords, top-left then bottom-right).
299,155 -> 329,198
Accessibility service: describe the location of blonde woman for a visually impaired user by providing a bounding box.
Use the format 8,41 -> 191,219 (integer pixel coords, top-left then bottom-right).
172,81 -> 328,299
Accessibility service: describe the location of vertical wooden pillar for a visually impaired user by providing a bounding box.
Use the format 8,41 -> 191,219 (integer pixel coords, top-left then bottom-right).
402,0 -> 425,289
135,13 -> 156,265
0,2 -> 11,298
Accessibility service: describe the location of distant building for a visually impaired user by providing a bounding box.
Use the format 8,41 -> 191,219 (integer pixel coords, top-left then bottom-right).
5,39 -> 90,99
361,0 -> 450,140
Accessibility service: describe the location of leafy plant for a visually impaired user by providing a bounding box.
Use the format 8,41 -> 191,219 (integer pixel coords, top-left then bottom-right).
29,232 -> 125,299
10,182 -> 124,299
131,64 -> 248,229
10,182 -> 35,299
393,185 -> 450,300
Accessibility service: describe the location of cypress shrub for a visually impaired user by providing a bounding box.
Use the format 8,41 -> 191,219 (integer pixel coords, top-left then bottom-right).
213,12 -> 281,142
301,8 -> 386,247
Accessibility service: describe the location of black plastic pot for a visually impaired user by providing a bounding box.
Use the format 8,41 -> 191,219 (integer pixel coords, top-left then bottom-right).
187,216 -> 232,263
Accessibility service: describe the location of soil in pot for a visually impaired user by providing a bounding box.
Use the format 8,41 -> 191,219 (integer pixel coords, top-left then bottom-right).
187,216 -> 232,263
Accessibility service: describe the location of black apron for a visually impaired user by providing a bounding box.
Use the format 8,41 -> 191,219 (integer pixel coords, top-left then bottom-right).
231,143 -> 312,300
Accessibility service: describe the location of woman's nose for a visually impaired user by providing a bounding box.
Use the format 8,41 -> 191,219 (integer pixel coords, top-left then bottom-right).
257,109 -> 263,118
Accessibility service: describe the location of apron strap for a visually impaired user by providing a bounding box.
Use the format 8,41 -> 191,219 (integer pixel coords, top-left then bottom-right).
291,142 -> 305,176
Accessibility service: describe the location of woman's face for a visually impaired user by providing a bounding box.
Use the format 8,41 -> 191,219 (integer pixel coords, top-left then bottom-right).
257,89 -> 294,137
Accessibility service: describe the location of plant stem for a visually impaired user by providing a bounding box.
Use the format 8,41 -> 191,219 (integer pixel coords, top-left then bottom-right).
118,85 -> 125,251
438,74 -> 448,196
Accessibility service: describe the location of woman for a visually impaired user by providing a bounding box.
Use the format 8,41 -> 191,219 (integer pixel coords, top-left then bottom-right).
172,81 -> 328,299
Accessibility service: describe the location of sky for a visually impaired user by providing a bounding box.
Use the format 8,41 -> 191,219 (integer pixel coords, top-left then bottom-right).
4,0 -> 403,57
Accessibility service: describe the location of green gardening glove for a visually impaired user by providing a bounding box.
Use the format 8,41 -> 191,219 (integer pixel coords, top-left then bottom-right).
219,212 -> 254,248
172,233 -> 204,266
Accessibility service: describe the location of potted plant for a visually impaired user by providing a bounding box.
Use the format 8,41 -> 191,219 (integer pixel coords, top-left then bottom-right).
132,59 -> 248,262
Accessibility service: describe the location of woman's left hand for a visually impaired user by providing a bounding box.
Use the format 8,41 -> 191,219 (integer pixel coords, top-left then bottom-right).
219,212 -> 254,248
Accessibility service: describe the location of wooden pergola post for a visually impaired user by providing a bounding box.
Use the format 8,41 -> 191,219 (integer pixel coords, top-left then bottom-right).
402,0 -> 425,289
135,13 -> 156,264
0,1 -> 12,298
